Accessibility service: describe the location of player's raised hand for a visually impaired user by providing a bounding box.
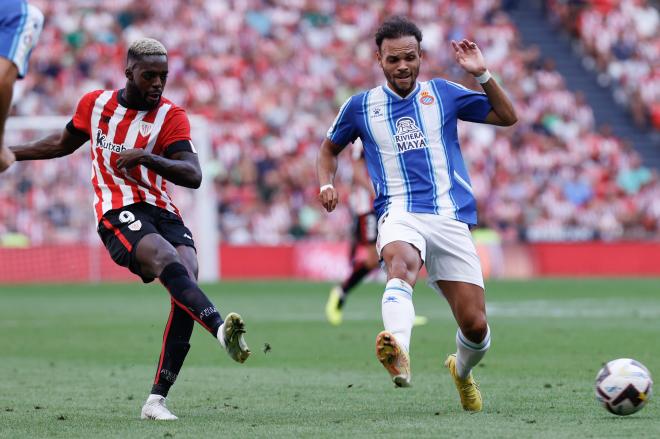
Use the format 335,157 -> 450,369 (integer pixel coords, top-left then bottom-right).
0,146 -> 16,173
451,39 -> 487,77
319,184 -> 339,213
117,148 -> 148,169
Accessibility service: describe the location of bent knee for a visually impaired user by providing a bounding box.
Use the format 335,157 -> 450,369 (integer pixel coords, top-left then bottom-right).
460,314 -> 488,343
153,246 -> 181,269
139,246 -> 181,279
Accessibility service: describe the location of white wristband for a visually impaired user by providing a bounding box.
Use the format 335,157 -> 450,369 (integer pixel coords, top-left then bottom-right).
319,184 -> 334,193
475,70 -> 491,84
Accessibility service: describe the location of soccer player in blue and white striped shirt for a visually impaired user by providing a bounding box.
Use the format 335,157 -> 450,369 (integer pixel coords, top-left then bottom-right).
317,16 -> 517,412
0,0 -> 43,172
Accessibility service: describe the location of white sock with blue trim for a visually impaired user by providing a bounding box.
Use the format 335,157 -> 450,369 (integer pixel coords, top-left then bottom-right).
381,278 -> 414,353
455,325 -> 491,379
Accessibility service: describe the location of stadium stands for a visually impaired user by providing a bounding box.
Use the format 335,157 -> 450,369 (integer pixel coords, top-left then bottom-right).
1,0 -> 658,246
546,0 -> 659,130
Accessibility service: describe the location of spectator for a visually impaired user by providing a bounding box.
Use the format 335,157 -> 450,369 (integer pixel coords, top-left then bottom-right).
1,0 -> 658,246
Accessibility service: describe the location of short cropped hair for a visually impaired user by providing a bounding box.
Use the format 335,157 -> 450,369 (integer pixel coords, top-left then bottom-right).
127,38 -> 167,64
375,16 -> 423,50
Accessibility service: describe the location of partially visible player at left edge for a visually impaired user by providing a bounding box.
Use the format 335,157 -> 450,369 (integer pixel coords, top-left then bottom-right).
5,38 -> 251,420
0,0 -> 43,172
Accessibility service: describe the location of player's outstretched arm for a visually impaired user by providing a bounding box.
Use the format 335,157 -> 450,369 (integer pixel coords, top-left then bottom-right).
317,137 -> 344,213
451,39 -> 517,127
10,126 -> 88,162
117,148 -> 202,189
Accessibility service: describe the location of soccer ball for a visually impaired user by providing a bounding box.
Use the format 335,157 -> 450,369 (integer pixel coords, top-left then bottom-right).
595,358 -> 653,416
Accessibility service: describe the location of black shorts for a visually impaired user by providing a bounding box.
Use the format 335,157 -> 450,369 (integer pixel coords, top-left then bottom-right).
353,211 -> 377,245
97,202 -> 196,283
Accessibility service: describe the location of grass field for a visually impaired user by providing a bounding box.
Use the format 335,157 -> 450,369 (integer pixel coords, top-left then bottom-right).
1,279 -> 659,438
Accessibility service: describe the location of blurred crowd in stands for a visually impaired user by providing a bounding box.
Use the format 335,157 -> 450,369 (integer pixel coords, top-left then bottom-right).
547,0 -> 659,130
1,0 -> 658,246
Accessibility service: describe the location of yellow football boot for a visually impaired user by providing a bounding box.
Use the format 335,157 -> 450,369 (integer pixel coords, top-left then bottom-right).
325,286 -> 343,326
376,331 -> 411,387
218,312 -> 250,363
413,315 -> 428,326
445,353 -> 482,412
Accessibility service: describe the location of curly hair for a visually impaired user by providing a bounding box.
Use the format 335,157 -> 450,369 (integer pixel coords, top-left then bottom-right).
375,16 -> 423,50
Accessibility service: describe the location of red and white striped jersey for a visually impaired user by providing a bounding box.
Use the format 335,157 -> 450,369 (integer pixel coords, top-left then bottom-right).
71,89 -> 194,223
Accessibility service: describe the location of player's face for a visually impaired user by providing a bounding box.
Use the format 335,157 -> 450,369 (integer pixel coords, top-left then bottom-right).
127,55 -> 168,108
377,36 -> 421,97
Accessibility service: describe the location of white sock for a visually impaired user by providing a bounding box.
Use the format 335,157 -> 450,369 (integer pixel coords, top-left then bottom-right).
381,278 -> 415,353
455,325 -> 491,379
217,322 -> 226,348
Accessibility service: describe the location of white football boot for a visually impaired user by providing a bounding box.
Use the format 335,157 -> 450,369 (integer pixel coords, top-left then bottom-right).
140,394 -> 178,420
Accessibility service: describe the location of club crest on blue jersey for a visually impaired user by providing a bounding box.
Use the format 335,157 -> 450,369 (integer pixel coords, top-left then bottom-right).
394,117 -> 427,153
419,91 -> 434,105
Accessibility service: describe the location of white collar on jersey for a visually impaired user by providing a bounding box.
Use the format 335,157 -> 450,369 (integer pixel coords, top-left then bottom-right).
382,81 -> 421,100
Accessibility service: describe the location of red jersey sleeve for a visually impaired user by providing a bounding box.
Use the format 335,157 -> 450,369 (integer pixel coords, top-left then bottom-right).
72,90 -> 103,135
158,107 -> 192,155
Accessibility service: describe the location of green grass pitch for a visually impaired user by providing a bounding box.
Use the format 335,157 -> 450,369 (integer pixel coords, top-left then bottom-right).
1,279 -> 659,438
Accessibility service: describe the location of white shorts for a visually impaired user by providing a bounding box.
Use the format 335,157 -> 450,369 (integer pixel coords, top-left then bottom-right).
376,210 -> 484,292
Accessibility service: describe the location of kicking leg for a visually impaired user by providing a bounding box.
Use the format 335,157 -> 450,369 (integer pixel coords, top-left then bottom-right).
134,235 -> 224,334
139,239 -> 250,420
135,235 -> 250,362
438,280 -> 489,412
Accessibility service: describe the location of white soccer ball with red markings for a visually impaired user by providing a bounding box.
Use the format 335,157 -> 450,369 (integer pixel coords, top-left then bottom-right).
595,358 -> 653,416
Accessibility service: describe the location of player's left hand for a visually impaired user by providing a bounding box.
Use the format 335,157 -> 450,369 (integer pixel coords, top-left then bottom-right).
451,39 -> 487,77
117,149 -> 148,169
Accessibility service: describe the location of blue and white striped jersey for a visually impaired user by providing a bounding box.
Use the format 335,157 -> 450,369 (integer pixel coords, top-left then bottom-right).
327,79 -> 492,225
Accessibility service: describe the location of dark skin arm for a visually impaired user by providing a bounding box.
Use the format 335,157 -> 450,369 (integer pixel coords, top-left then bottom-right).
10,127 -> 88,161
317,137 -> 345,212
116,147 -> 202,189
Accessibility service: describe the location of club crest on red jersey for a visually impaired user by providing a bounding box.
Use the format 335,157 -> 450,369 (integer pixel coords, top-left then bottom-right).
139,121 -> 153,137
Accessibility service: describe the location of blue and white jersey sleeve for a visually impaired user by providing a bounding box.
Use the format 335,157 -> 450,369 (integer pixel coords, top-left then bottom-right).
0,0 -> 43,78
326,96 -> 359,147
440,79 -> 492,123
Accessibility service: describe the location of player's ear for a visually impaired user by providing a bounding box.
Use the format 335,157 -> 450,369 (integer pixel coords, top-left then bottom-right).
375,48 -> 382,65
125,67 -> 133,81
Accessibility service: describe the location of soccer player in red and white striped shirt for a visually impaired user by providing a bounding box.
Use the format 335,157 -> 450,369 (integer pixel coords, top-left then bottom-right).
8,38 -> 250,420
